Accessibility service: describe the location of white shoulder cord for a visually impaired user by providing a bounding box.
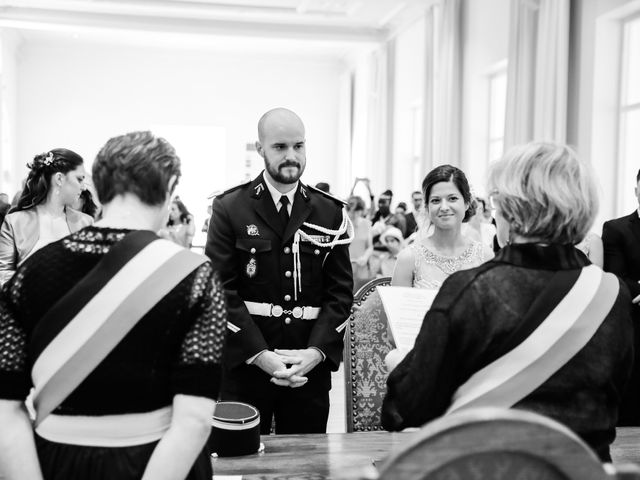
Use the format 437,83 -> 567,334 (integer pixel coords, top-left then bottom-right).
291,207 -> 354,300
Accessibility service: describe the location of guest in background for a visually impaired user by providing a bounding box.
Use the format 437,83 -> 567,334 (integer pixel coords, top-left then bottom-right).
347,195 -> 374,292
392,165 -> 492,289
371,194 -> 392,251
74,187 -> 100,220
383,142 -> 632,462
464,197 -> 497,250
404,191 -> 422,236
315,182 -> 330,194
0,130 -> 226,480
201,204 -> 212,233
371,189 -> 393,224
377,227 -> 405,277
159,198 -> 195,248
576,232 -> 604,268
0,149 -> 93,285
394,202 -> 409,235
602,168 -> 640,426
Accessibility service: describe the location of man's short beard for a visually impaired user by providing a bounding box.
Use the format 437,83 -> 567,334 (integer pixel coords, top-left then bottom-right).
265,158 -> 303,184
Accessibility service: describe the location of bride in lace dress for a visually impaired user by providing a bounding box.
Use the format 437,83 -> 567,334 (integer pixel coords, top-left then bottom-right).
392,165 -> 494,289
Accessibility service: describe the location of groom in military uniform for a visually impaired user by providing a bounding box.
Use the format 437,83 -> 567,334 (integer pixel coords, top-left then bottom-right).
206,107 -> 353,434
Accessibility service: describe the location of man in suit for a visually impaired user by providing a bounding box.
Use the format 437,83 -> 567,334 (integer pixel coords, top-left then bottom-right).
603,169 -> 640,425
206,107 -> 353,434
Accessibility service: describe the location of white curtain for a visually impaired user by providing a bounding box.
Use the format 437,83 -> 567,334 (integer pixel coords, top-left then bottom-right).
504,0 -> 570,149
349,42 -> 390,194
423,0 -> 463,168
534,0 -> 570,142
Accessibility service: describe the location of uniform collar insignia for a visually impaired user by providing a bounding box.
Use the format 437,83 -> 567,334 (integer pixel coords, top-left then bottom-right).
254,183 -> 265,196
300,186 -> 308,200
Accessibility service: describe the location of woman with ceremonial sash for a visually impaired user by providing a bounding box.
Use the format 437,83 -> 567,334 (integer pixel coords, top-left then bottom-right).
0,131 -> 227,479
382,142 -> 634,461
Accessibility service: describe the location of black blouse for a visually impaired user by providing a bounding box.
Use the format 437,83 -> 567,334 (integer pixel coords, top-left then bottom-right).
0,227 -> 227,415
382,243 -> 634,461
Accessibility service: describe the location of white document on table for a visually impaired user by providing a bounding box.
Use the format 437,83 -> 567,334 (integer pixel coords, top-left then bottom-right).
377,286 -> 438,351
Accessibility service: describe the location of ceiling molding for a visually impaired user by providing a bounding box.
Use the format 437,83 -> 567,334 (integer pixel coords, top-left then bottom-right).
0,5 -> 387,43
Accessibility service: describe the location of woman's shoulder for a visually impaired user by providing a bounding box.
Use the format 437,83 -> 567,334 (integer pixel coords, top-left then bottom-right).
5,208 -> 35,221
3,208 -> 37,231
397,244 -> 417,262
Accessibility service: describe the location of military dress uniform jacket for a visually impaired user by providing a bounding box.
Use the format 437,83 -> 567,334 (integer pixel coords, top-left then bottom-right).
205,173 -> 354,378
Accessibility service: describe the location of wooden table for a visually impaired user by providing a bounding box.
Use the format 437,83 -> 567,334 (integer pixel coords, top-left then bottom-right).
211,428 -> 640,480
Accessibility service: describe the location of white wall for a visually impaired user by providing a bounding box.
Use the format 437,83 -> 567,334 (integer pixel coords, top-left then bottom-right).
390,16 -> 426,208
0,29 -> 21,198
15,40 -> 346,225
460,0 -> 510,195
570,0 -> 640,228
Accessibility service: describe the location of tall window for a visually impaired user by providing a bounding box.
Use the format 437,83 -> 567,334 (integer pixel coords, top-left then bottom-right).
619,16 -> 640,214
487,66 -> 507,163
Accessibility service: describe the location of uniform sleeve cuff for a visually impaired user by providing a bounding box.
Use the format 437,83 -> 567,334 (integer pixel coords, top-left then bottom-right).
246,349 -> 268,364
310,347 -> 326,361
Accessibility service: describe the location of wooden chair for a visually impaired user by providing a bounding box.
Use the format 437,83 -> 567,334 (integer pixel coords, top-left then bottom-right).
344,276 -> 394,433
376,408 -> 640,480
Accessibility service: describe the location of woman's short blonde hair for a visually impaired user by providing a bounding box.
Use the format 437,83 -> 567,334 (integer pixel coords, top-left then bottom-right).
487,142 -> 598,244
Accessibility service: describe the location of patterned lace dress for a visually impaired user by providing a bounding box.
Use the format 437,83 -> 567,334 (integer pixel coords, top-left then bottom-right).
0,226 -> 227,480
412,241 -> 487,289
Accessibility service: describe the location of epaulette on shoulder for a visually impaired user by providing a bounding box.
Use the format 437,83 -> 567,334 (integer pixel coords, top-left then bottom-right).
215,180 -> 251,199
307,185 -> 348,205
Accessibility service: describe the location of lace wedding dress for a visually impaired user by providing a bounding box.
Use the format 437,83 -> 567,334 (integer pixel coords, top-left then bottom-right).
412,241 -> 487,289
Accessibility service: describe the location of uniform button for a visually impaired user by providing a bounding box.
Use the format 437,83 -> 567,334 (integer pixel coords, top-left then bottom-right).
250,248 -> 256,254
314,249 -> 320,255
285,270 -> 292,278
284,294 -> 291,301
284,247 -> 291,254
284,317 -> 292,325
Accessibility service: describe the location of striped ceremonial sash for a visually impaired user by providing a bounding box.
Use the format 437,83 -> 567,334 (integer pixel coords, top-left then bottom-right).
446,265 -> 619,415
31,232 -> 207,427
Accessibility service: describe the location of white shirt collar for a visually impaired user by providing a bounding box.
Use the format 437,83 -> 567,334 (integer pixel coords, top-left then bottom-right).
263,172 -> 298,210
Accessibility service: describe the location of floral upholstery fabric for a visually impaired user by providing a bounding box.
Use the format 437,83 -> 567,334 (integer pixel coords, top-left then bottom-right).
344,277 -> 394,432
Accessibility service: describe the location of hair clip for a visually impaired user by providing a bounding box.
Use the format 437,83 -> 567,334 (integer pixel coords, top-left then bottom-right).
43,152 -> 54,166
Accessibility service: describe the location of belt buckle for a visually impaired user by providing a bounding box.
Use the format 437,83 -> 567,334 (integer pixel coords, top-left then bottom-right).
292,306 -> 303,319
271,304 -> 283,317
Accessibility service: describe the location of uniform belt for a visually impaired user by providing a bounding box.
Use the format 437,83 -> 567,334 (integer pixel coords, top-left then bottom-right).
244,301 -> 320,320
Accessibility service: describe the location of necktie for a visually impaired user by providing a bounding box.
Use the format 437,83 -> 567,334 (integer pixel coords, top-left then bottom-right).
279,195 -> 290,227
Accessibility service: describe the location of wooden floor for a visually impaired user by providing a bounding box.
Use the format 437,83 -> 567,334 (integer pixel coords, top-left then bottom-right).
327,364 -> 346,433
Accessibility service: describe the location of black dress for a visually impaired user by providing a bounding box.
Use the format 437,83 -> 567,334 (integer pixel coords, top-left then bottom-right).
382,243 -> 634,461
0,227 -> 227,479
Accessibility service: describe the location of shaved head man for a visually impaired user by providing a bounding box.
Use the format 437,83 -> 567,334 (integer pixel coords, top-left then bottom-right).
256,108 -> 307,186
206,107 -> 353,435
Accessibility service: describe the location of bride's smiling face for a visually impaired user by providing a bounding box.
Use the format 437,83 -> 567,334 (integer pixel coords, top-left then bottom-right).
427,181 -> 468,230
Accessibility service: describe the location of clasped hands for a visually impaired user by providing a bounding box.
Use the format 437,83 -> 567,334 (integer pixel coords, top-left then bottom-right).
254,348 -> 322,388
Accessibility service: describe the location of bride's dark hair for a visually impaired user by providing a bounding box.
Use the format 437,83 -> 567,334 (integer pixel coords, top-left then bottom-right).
12,148 -> 84,213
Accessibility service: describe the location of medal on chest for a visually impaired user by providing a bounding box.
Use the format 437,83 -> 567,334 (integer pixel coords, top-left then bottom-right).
246,257 -> 257,278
